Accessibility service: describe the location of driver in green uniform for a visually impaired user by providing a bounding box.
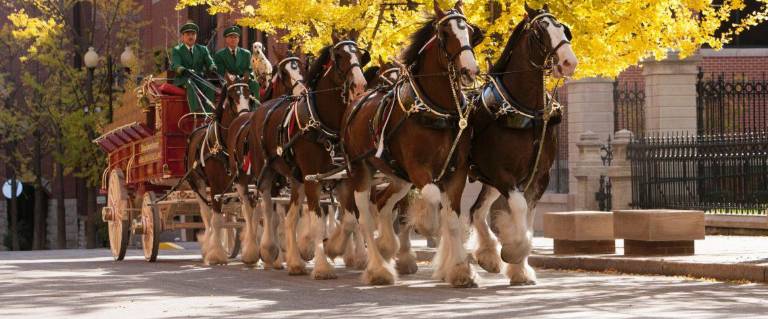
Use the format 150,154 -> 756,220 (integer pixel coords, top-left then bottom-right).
170,21 -> 218,113
213,25 -> 261,109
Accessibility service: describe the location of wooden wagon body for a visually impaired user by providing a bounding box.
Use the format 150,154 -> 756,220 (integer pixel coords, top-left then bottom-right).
94,82 -> 240,262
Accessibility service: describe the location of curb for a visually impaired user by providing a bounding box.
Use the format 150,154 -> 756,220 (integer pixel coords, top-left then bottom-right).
413,249 -> 768,283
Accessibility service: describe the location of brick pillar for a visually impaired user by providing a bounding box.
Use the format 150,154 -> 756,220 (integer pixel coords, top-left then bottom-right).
607,129 -> 633,210
0,199 -> 7,250
566,77 -> 615,200
642,52 -> 701,134
572,131 -> 607,210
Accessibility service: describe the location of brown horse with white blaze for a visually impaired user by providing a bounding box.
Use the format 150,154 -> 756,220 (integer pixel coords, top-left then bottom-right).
224,51 -> 307,267
244,31 -> 367,278
184,73 -> 254,265
340,0 -> 483,287
468,4 -> 577,285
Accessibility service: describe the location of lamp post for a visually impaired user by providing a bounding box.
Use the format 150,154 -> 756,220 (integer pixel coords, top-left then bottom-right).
83,47 -> 99,249
83,47 -> 99,113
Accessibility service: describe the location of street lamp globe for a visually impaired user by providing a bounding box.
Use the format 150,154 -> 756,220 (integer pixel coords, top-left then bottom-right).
120,46 -> 136,67
84,47 -> 99,69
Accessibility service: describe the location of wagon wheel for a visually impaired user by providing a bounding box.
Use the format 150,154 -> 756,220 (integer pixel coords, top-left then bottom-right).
219,214 -> 241,259
141,191 -> 161,262
106,169 -> 131,261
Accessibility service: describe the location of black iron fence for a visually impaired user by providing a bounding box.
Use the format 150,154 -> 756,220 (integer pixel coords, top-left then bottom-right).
697,70 -> 768,135
613,81 -> 646,136
627,131 -> 768,215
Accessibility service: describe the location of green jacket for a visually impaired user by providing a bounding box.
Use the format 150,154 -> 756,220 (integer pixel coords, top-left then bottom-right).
170,43 -> 217,87
214,47 -> 260,99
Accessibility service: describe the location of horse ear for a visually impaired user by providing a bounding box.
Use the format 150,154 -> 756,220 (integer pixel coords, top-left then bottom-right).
378,55 -> 385,67
226,73 -> 235,83
454,0 -> 465,15
331,29 -> 341,44
242,72 -> 250,82
524,3 -> 535,16
350,29 -> 360,41
433,0 -> 445,18
542,4 -> 549,12
470,24 -> 485,47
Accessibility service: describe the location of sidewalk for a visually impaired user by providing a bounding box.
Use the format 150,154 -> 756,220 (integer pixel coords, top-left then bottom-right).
413,235 -> 768,283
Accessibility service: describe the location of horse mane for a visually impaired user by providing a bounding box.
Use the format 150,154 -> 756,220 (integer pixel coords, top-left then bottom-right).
307,45 -> 332,89
363,66 -> 381,83
490,18 -> 528,74
400,17 -> 437,66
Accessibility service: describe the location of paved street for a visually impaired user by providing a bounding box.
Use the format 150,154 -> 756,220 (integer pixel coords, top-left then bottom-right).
2,247 -> 767,318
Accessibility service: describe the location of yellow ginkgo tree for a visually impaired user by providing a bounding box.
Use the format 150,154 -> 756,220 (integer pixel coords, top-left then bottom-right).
177,0 -> 768,79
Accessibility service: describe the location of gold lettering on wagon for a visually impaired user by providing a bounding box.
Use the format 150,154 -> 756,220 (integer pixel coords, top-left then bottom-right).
138,140 -> 161,165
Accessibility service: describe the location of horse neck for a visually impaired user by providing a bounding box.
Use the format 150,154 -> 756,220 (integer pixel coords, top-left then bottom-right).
312,71 -> 345,131
501,37 -> 545,109
413,46 -> 458,109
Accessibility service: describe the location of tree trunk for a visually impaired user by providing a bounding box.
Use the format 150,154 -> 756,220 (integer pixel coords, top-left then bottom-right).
32,130 -> 46,250
86,185 -> 98,248
56,143 -> 66,249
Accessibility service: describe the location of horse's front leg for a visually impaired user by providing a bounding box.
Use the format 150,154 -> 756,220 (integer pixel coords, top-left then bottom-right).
471,184 -> 502,273
496,189 -> 536,285
433,176 -> 476,288
374,179 -> 411,261
305,181 -> 337,280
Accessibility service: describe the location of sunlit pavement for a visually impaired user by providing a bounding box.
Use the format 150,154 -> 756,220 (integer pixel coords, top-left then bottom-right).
1,247 -> 767,318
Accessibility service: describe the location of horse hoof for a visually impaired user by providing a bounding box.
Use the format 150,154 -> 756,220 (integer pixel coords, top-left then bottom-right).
507,262 -> 537,285
446,262 -> 477,288
363,265 -> 396,285
396,253 -> 418,275
260,243 -> 280,266
312,268 -> 338,280
287,263 -> 307,276
475,249 -> 502,274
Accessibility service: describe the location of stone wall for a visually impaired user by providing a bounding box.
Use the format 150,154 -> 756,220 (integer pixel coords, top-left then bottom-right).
47,198 -> 79,249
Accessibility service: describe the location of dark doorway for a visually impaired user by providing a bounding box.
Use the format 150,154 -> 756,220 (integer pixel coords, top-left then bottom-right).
4,183 -> 36,250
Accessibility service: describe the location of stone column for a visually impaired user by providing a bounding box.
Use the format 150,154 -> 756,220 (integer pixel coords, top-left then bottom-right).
642,52 -> 701,134
0,199 -> 7,250
566,77 -> 615,195
572,131 -> 607,210
607,130 -> 633,210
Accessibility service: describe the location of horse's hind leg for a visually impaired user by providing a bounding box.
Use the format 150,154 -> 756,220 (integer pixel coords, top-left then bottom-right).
235,181 -> 260,265
496,189 -> 536,285
259,173 -> 283,269
395,218 -> 418,275
284,180 -> 307,275
306,181 -> 337,280
354,164 -> 397,285
325,183 -> 356,261
471,184 -> 502,273
297,202 -> 315,262
374,179 -> 411,261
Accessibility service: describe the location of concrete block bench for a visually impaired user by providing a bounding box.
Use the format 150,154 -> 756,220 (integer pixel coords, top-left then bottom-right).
543,211 -> 615,254
613,209 -> 705,256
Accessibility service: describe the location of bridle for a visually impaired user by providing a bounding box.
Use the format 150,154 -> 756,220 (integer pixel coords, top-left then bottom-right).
525,13 -> 572,72
325,40 -> 365,105
273,56 -> 305,94
435,12 -> 476,66
377,67 -> 400,86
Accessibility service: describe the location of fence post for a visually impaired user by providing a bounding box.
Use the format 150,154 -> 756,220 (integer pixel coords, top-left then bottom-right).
566,77 -> 615,198
573,131 -> 607,210
608,129 -> 633,210
642,51 -> 701,134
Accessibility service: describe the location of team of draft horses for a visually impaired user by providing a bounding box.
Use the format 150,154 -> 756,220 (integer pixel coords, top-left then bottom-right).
165,2 -> 577,288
